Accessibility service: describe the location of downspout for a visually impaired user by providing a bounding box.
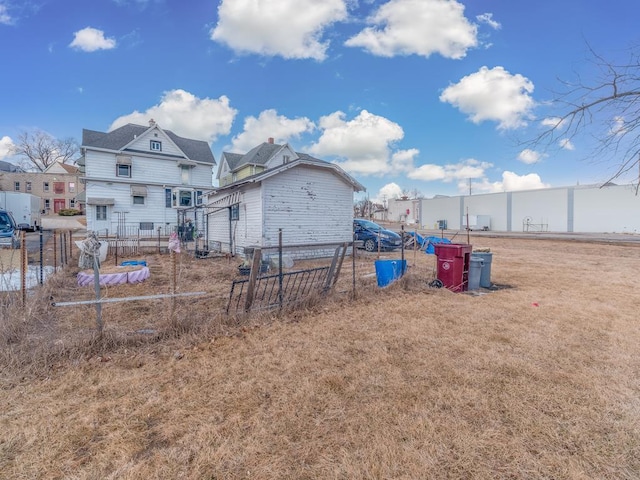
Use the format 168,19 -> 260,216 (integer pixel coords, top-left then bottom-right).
228,206 -> 233,256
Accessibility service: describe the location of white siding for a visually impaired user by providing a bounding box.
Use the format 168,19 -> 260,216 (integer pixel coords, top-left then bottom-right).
511,188 -> 568,232
84,142 -> 213,232
206,185 -> 262,254
574,184 -> 640,233
262,167 -> 353,246
128,129 -> 184,157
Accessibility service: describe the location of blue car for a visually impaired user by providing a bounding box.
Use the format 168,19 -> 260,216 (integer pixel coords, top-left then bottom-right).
354,218 -> 402,252
0,209 -> 20,249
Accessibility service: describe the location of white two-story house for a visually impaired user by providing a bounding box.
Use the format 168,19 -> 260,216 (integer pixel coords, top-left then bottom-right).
80,121 -> 215,235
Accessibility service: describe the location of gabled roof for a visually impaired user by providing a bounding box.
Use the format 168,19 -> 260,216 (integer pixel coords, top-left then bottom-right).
82,123 -> 216,165
43,160 -> 79,174
220,142 -> 291,173
212,155 -> 365,194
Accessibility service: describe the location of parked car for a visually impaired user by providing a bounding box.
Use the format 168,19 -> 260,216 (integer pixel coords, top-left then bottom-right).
353,218 -> 402,252
0,209 -> 20,249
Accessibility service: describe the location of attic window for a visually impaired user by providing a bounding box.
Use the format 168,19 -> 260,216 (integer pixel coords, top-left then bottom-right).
283,155 -> 290,163
150,140 -> 162,152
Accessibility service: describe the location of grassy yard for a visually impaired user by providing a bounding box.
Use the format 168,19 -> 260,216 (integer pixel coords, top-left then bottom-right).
1,236 -> 639,479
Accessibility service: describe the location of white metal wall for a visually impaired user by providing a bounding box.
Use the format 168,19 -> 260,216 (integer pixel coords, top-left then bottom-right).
574,184 -> 640,233
414,183 -> 639,233
511,188 -> 568,232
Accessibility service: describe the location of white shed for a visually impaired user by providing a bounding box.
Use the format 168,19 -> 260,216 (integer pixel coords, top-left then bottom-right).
206,144 -> 364,256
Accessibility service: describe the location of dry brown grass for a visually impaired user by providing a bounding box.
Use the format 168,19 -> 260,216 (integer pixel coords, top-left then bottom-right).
1,237 -> 640,479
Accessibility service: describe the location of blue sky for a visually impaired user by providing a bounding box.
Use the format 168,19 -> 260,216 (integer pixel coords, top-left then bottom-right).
1,0 -> 638,202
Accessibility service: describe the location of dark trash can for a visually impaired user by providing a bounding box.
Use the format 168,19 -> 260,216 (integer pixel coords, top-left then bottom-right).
434,243 -> 472,292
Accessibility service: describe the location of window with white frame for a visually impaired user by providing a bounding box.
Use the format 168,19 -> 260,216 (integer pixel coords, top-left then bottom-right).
69,182 -> 75,193
43,182 -> 50,191
26,181 -> 32,191
150,140 -> 162,151
117,163 -> 131,177
44,199 -> 50,210
70,199 -> 76,208
132,195 -> 145,205
96,205 -> 107,221
14,182 -> 20,191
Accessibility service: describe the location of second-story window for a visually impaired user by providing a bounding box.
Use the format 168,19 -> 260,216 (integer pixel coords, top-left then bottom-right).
116,155 -> 132,178
26,181 -> 32,191
150,140 -> 162,152
14,181 -> 20,191
43,182 -> 50,191
117,163 -> 131,177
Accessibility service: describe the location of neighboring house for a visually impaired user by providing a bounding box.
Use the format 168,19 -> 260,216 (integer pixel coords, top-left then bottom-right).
208,139 -> 365,255
80,121 -> 216,235
0,160 -> 83,214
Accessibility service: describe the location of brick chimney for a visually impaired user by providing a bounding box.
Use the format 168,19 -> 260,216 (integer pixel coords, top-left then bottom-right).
268,137 -> 274,144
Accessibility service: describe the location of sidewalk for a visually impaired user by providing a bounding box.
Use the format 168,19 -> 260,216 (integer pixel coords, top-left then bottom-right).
41,215 -> 87,232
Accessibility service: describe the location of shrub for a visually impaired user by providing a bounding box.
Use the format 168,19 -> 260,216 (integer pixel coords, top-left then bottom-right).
58,209 -> 82,216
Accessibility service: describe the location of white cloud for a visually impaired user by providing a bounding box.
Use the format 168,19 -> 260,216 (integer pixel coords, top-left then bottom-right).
308,110 -> 404,175
229,109 -> 315,152
391,148 -> 419,173
541,116 -> 564,128
69,27 -> 117,52
609,116 -> 626,136
375,182 -> 403,203
345,0 -> 478,59
559,138 -> 575,150
440,66 -> 535,130
517,148 -> 544,164
471,171 -> 549,194
408,158 -> 491,182
109,89 -> 237,143
476,13 -> 500,30
211,0 -> 347,60
0,4 -> 12,25
0,135 -> 15,159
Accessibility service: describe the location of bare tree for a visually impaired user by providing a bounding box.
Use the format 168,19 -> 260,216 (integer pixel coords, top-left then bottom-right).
533,44 -> 640,190
11,130 -> 79,172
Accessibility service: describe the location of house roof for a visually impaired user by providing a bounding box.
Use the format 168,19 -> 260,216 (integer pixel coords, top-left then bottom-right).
43,160 -> 79,174
0,160 -> 24,173
212,155 -> 365,194
82,123 -> 216,165
221,142 -> 289,173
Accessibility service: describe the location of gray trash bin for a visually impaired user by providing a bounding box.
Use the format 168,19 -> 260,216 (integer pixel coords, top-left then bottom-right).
473,251 -> 493,288
468,256 -> 484,291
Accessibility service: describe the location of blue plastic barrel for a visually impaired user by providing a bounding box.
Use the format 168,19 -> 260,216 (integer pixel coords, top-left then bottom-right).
375,259 -> 407,287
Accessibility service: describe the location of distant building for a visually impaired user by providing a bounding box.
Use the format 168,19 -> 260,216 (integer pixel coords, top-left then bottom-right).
0,160 -> 83,214
389,183 -> 640,233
